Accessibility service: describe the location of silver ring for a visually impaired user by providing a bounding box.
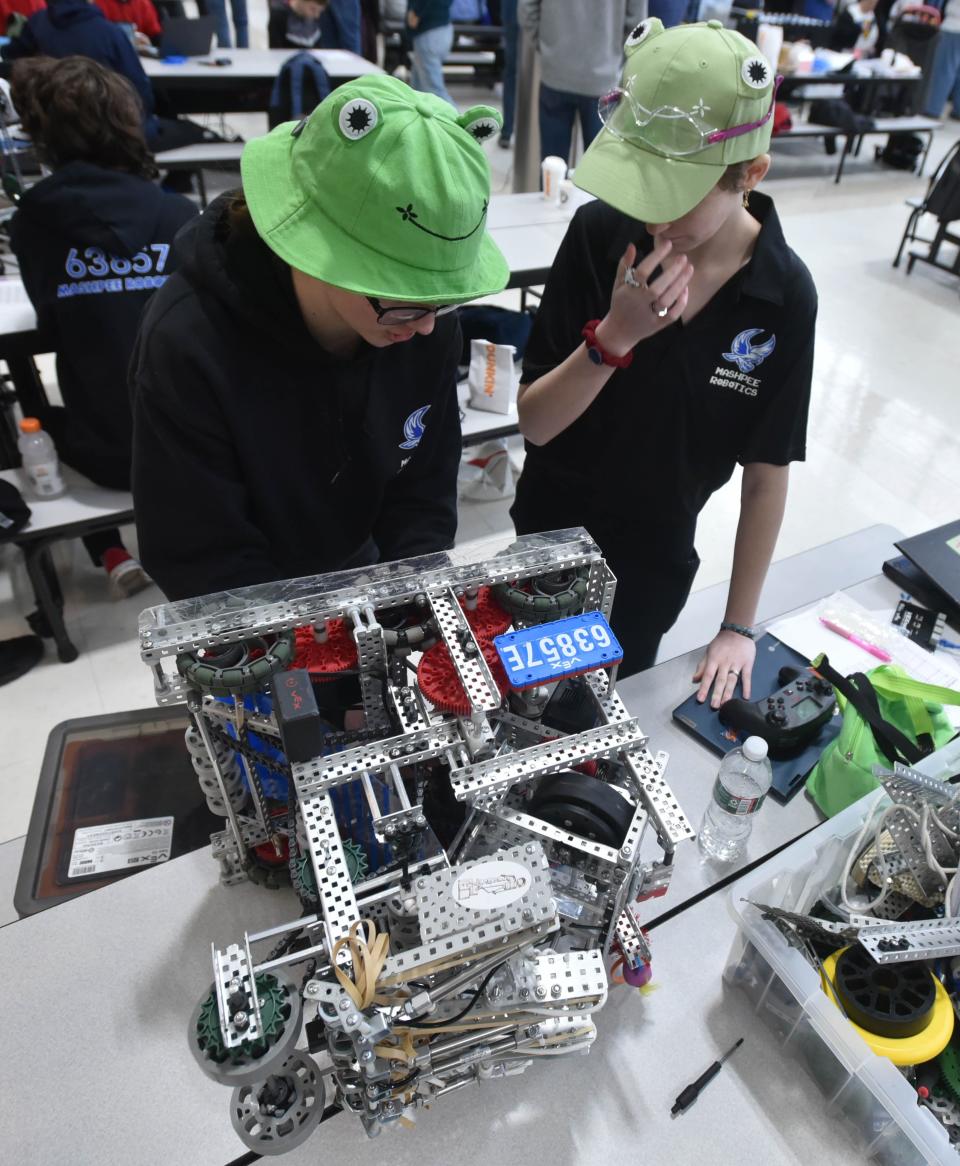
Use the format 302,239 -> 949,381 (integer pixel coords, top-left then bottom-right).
651,303 -> 669,318
729,669 -> 740,677
624,266 -> 643,288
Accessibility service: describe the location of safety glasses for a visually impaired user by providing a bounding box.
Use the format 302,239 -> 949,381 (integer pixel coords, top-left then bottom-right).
366,297 -> 460,326
597,75 -> 783,158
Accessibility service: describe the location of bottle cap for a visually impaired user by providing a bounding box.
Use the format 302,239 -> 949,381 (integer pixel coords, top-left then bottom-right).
19,417 -> 41,433
743,736 -> 769,761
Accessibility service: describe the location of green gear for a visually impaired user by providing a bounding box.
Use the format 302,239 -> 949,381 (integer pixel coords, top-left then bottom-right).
343,838 -> 369,882
194,973 -> 293,1066
939,1039 -> 960,1102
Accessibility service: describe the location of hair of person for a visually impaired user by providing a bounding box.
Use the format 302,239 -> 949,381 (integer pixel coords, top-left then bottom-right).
10,55 -> 157,180
717,159 -> 756,193
223,189 -> 255,238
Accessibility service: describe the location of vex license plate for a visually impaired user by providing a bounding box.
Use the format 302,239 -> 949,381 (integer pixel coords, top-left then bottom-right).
493,612 -> 623,690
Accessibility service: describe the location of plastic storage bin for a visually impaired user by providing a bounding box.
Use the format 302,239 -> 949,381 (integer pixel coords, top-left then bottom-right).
725,792 -> 957,1166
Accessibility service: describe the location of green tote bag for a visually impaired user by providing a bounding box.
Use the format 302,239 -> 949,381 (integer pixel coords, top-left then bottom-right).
806,655 -> 960,817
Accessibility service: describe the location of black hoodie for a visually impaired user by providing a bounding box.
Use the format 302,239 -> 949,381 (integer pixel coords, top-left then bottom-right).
129,194 -> 462,602
10,162 -> 196,488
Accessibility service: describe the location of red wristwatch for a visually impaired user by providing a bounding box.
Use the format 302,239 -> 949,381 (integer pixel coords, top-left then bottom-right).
581,319 -> 634,369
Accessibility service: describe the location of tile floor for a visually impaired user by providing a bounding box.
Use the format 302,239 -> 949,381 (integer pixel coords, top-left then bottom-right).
1,46 -> 959,847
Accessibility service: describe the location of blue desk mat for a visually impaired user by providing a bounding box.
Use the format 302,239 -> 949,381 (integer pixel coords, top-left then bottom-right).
671,632 -> 841,803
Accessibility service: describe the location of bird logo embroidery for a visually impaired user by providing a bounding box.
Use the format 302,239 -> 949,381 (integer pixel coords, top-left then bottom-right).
722,328 -> 776,373
399,405 -> 431,450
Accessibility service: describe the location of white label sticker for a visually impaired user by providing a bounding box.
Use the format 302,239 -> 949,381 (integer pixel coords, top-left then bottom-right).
451,860 -> 531,910
68,816 -> 174,879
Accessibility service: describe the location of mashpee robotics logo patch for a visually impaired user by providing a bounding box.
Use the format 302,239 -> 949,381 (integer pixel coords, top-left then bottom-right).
399,404 -> 430,450
709,328 -> 777,397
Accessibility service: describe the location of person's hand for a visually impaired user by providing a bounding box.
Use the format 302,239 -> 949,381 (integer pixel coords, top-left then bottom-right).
406,10 -> 420,28
692,631 -> 756,709
594,239 -> 694,357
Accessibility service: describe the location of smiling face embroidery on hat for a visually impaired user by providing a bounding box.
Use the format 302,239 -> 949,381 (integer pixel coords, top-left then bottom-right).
395,199 -> 489,242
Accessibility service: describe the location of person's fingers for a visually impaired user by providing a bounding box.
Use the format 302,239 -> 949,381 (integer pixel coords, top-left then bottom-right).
648,255 -> 691,300
712,667 -> 740,709
650,263 -> 694,316
696,660 -> 716,703
635,237 -> 672,283
616,242 -> 638,282
740,662 -> 753,701
692,656 -> 705,683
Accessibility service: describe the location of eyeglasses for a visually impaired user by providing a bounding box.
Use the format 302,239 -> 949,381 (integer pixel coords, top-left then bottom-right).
366,297 -> 460,326
597,75 -> 783,158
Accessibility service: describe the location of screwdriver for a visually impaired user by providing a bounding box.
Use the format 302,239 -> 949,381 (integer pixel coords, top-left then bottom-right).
670,1037 -> 744,1116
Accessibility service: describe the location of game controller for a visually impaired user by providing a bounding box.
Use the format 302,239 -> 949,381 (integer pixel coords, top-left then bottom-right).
718,665 -> 836,759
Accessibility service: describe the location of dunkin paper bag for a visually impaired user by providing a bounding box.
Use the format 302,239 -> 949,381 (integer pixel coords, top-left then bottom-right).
467,339 -> 517,415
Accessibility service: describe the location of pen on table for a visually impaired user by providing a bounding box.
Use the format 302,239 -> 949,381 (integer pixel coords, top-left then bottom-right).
670,1037 -> 744,1116
819,617 -> 892,662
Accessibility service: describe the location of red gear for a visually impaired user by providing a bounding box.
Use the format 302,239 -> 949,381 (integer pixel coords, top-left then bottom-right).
418,641 -> 509,715
461,585 -> 512,640
292,620 -> 358,680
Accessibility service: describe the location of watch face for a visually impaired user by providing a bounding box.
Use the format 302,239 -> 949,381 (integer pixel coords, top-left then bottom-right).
586,346 -> 603,365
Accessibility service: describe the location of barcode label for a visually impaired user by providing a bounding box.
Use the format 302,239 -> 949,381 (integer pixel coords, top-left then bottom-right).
68,817 -> 174,879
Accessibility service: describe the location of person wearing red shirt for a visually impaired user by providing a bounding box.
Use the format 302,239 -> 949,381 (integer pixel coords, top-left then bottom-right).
94,0 -> 161,42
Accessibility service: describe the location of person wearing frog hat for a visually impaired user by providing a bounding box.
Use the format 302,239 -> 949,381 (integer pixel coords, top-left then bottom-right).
130,75 -> 507,602
512,18 -> 817,699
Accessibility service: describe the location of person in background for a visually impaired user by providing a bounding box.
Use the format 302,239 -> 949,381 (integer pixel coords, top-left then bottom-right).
518,0 -> 646,164
9,56 -> 197,597
407,0 -> 455,106
1,0 -> 225,155
269,0 -> 327,48
94,0 -> 162,45
512,20 -> 817,694
201,0 -> 249,49
498,0 -> 517,148
130,76 -> 508,600
320,0 -> 360,51
924,0 -> 960,119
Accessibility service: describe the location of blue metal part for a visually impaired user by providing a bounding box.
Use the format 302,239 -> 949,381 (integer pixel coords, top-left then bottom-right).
493,611 -> 623,691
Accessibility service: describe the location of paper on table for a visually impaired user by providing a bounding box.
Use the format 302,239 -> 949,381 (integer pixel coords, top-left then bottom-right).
768,591 -> 960,727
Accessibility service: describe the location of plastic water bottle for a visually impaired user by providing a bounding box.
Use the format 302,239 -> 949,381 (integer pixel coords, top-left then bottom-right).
17,417 -> 64,498
698,736 -> 773,862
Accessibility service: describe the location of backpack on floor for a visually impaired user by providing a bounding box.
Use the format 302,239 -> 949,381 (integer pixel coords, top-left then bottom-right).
878,132 -> 924,170
269,52 -> 332,128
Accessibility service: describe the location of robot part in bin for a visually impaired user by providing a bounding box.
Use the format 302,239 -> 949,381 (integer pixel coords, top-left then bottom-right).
138,529 -> 694,1153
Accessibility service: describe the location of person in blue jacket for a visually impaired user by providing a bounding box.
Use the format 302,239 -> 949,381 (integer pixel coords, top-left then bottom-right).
1,0 -> 218,153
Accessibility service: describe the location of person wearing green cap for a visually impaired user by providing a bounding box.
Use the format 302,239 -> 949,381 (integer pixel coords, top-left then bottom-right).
129,75 -> 508,601
512,19 -> 817,702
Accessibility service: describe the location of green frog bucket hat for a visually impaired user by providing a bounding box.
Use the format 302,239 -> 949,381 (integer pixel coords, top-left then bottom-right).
575,18 -> 781,223
241,74 -> 509,304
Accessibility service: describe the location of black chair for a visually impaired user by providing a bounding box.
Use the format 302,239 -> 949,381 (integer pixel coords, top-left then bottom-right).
893,139 -> 960,277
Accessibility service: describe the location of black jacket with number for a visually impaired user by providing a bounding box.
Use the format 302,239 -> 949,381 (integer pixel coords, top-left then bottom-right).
129,192 -> 462,602
9,162 -> 196,488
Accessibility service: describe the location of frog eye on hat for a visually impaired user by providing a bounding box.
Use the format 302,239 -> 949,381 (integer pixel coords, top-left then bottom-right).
457,105 -> 503,143
741,56 -> 772,91
624,16 -> 663,54
338,97 -> 379,140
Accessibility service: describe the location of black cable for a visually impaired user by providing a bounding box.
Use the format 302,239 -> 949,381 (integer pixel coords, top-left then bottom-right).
403,962 -> 505,1029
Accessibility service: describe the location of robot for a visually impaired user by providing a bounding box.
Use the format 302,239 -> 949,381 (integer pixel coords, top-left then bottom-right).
139,527 -> 693,1155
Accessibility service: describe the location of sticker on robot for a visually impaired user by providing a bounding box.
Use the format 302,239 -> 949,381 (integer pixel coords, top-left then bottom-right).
467,338 -> 517,415
67,816 -> 174,879
451,860 -> 531,910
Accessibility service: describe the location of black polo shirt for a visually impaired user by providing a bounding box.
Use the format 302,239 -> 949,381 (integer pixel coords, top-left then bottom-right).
515,192 -> 817,558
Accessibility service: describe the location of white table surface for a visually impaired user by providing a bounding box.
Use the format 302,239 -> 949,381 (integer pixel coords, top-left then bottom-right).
0,467 -> 133,535
0,532 -> 921,1166
143,47 -> 383,81
154,140 -> 246,166
0,276 -> 37,337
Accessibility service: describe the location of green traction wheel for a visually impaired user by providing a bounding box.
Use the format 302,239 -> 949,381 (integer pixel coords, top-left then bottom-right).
176,631 -> 296,697
189,971 -> 303,1086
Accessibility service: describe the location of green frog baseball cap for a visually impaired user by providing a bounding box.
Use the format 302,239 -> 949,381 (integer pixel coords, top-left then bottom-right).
241,75 -> 509,304
575,19 -> 779,223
